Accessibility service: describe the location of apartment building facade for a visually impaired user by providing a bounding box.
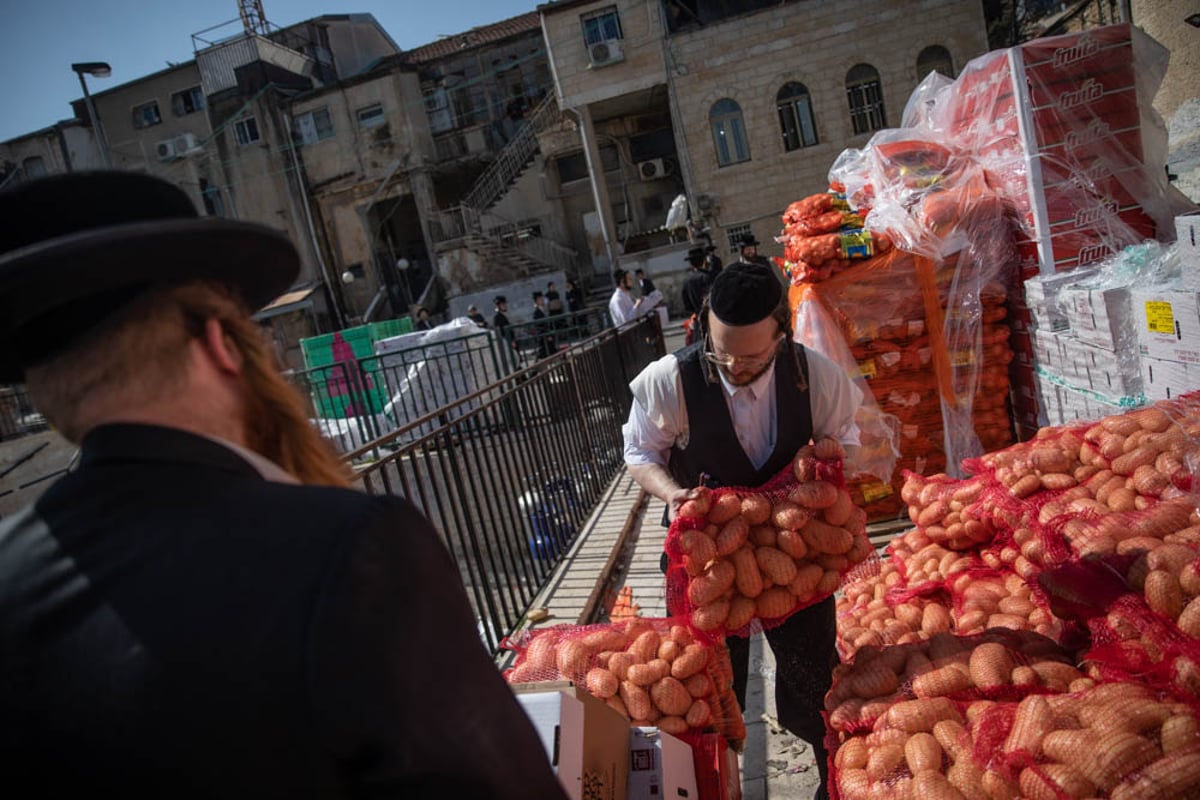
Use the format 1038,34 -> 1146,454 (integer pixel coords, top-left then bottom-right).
538,0 -> 990,308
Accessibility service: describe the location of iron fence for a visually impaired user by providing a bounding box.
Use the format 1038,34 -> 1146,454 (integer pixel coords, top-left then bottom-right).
342,313 -> 665,655
287,308 -> 615,453
0,385 -> 50,443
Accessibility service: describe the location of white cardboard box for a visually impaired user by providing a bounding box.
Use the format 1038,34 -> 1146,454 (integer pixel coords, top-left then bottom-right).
1024,269 -> 1096,332
1071,337 -> 1142,399
1131,287 -> 1200,365
1062,284 -> 1135,352
1141,357 -> 1200,401
515,683 -> 631,800
627,728 -> 698,800
1178,213 -> 1200,291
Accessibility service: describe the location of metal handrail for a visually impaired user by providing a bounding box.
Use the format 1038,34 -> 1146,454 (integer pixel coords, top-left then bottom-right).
340,314 -> 665,655
462,94 -> 560,211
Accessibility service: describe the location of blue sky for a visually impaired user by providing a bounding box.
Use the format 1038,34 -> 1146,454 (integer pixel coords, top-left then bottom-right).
0,0 -> 543,142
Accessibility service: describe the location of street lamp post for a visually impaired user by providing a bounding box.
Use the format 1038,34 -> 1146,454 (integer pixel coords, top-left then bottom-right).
71,62 -> 112,168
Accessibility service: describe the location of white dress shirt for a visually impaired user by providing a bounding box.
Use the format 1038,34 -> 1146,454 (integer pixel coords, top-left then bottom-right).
609,287 -> 638,326
622,345 -> 862,472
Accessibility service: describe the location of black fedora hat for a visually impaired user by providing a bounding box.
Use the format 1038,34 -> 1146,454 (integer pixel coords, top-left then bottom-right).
738,232 -> 761,248
0,170 -> 298,381
685,246 -> 706,262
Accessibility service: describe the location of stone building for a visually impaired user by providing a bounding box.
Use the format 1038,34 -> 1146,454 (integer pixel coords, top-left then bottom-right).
536,0 -> 991,311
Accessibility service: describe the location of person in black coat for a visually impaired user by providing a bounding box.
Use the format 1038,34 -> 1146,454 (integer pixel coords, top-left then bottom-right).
681,246 -> 713,318
564,279 -> 584,313
0,171 -> 568,800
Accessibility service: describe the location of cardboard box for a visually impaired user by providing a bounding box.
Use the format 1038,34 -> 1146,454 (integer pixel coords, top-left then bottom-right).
1062,283 -> 1135,351
1070,336 -> 1142,399
1131,287 -> 1200,365
627,728 -> 698,800
514,682 -> 631,800
1141,357 -> 1200,401
1024,270 -> 1095,332
1178,213 -> 1200,291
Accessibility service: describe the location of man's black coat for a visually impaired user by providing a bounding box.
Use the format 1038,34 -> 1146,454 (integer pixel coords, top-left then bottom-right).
0,424 -> 566,799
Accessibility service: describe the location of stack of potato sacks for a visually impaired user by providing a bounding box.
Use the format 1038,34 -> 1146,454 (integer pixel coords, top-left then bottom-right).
827,392 -> 1200,799
784,150 -> 1018,522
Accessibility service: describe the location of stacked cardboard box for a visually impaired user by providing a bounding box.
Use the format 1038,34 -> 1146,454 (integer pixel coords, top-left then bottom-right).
940,24 -> 1185,434
1135,215 -> 1200,400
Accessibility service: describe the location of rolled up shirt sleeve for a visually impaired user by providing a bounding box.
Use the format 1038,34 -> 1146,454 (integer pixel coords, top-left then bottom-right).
805,346 -> 863,448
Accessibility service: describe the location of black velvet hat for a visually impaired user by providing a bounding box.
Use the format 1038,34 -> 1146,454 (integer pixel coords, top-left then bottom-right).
0,170 -> 298,381
738,232 -> 761,248
708,263 -> 782,325
685,246 -> 706,263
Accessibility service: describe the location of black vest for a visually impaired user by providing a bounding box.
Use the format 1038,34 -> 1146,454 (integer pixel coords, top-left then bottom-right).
667,341 -> 813,492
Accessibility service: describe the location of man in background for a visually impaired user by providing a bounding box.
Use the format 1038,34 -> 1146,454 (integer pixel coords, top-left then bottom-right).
635,268 -> 657,298
0,171 -> 567,799
493,295 -> 512,340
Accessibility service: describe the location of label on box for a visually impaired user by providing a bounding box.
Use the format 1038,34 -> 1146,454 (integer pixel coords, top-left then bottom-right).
861,482 -> 894,502
1145,301 -> 1175,335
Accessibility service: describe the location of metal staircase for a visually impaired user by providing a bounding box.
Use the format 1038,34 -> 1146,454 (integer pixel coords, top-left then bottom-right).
430,93 -> 587,280
463,94 -> 562,211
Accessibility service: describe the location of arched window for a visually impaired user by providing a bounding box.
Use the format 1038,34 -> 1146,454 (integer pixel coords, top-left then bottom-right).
22,157 -> 47,179
846,64 -> 886,135
916,45 -> 955,79
776,82 -> 818,151
709,98 -> 750,166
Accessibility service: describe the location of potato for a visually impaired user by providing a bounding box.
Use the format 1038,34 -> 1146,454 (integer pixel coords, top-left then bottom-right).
789,480 -> 839,509
715,517 -> 750,556
585,667 -> 619,698
671,644 -> 707,680
725,595 -> 756,630
619,680 -> 652,720
707,492 -> 742,523
776,528 -> 809,560
755,586 -> 796,619
968,642 -> 1013,689
904,732 -> 944,773
650,676 -> 692,716
739,493 -> 771,525
688,560 -> 736,606
755,546 -> 798,585
801,518 -> 854,554
685,698 -> 712,728
690,599 -> 730,631
771,501 -> 809,531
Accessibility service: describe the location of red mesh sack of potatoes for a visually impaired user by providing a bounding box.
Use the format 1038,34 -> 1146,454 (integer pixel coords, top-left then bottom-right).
900,471 -> 1002,551
964,680 -> 1200,800
825,630 -> 1088,738
1083,593 -> 1200,708
664,440 -> 876,642
501,617 -> 745,746
836,549 -> 958,660
945,565 -> 1078,646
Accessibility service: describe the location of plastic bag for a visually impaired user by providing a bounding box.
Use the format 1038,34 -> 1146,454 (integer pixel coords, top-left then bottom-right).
663,449 -> 876,641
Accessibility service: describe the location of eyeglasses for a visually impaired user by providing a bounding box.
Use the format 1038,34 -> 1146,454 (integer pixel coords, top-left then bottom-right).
703,333 -> 784,371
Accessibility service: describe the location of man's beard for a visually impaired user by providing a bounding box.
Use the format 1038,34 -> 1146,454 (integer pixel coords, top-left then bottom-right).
720,358 -> 773,387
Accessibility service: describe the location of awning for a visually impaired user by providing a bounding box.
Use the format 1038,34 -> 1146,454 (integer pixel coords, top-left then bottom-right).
256,287 -> 316,319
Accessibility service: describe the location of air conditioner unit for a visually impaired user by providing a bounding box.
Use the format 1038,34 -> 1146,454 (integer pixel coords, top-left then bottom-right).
637,158 -> 673,181
155,139 -> 178,161
696,193 -> 718,213
588,38 -> 624,68
175,132 -> 201,154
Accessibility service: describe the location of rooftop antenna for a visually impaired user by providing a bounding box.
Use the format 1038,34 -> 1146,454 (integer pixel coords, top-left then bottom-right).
239,0 -> 269,35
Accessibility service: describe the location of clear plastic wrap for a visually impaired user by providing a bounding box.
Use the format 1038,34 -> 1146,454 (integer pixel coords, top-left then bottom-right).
793,169 -> 1019,484
929,23 -> 1196,277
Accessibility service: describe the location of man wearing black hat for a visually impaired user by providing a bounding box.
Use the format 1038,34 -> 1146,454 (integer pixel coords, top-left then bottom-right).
532,290 -> 553,358
621,262 -> 862,800
704,242 -> 724,277
734,231 -> 771,269
681,246 -> 713,318
0,172 -> 567,799
493,294 -> 512,338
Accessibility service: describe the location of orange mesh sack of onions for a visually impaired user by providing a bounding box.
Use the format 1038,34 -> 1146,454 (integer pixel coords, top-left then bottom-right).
664,438 -> 877,641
